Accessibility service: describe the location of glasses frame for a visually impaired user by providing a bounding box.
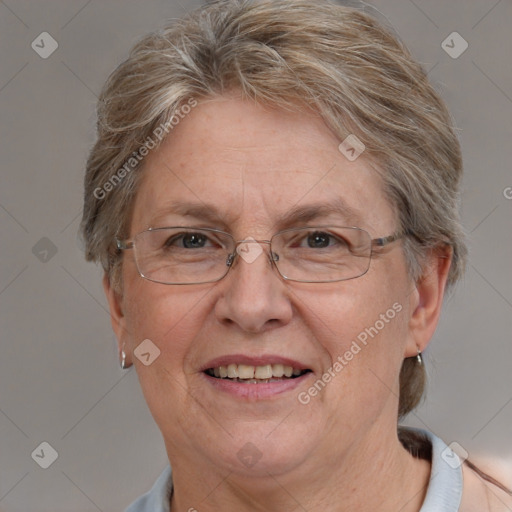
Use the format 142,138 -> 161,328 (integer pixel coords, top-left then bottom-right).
115,225 -> 405,285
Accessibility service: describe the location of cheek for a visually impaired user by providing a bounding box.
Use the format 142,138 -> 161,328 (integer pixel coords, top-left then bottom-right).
121,281 -> 212,421
299,274 -> 409,407
302,274 -> 406,348
122,274 -> 209,365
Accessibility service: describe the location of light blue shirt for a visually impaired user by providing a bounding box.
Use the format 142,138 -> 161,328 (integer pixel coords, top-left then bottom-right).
125,428 -> 463,512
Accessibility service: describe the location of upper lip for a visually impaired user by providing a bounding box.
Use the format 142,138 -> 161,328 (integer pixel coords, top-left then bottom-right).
200,354 -> 311,372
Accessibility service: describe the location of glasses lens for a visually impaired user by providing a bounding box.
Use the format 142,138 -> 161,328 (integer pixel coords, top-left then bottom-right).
133,228 -> 234,284
272,226 -> 372,282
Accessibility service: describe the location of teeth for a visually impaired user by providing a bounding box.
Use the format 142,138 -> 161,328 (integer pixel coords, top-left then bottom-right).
272,364 -> 284,377
227,364 -> 238,378
208,363 -> 306,380
238,364 -> 255,379
254,364 -> 272,379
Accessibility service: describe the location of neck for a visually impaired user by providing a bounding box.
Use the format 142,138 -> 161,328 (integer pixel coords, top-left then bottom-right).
168,426 -> 431,512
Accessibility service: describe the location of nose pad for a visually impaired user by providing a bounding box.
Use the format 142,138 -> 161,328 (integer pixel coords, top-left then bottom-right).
226,253 -> 235,267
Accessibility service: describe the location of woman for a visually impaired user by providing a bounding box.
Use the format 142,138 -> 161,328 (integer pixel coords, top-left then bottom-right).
80,0 -> 512,510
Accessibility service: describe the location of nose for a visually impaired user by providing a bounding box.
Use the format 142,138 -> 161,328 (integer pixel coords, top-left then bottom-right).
214,239 -> 293,333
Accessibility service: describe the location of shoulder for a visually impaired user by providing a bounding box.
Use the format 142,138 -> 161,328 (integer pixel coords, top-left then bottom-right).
398,426 -> 512,512
125,466 -> 173,512
459,460 -> 512,512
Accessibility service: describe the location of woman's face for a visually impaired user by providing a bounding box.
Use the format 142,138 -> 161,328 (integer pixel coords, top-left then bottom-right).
106,96 -> 443,479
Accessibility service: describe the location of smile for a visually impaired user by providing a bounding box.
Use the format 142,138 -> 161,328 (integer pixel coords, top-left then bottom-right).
205,363 -> 311,383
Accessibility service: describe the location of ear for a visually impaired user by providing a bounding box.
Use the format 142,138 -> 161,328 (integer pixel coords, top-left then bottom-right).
103,272 -> 132,367
404,246 -> 453,358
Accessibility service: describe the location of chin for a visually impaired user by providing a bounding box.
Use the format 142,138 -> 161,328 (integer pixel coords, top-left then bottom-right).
199,423 -> 320,477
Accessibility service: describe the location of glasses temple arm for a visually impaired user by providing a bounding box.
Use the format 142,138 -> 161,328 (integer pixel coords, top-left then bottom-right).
371,230 -> 416,248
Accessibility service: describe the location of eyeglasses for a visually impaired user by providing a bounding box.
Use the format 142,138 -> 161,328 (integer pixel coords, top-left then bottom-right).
115,226 -> 404,285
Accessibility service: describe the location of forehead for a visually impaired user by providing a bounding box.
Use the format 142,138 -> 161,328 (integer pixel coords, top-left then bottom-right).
130,96 -> 396,236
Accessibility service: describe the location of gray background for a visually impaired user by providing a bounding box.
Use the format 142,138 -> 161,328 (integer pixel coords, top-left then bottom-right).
0,0 -> 511,510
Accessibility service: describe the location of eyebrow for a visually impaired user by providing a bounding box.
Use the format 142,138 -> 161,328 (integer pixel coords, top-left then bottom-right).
276,199 -> 364,228
148,198 -> 365,231
149,201 -> 234,230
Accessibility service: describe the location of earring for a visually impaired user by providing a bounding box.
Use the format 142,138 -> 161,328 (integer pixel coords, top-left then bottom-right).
416,348 -> 423,365
120,347 -> 128,369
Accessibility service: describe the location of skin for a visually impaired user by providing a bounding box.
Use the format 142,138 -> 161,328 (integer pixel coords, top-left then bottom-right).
104,95 -> 452,512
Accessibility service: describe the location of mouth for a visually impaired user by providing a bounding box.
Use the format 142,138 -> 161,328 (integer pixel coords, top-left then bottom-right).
204,363 -> 312,384
201,357 -> 313,399
200,354 -> 314,399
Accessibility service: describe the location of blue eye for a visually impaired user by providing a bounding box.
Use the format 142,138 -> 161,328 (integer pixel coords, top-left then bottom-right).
307,231 -> 331,248
303,231 -> 348,249
182,233 -> 208,249
165,232 -> 210,249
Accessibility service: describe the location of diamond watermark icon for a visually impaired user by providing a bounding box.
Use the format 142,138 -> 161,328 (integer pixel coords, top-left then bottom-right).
338,134 -> 365,162
441,32 -> 468,59
134,338 -> 161,366
32,237 -> 58,263
441,441 -> 468,469
236,238 -> 263,264
31,32 -> 59,59
31,441 -> 58,469
237,442 -> 263,468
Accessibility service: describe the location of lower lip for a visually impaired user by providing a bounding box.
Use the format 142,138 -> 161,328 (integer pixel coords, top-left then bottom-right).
201,372 -> 312,399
